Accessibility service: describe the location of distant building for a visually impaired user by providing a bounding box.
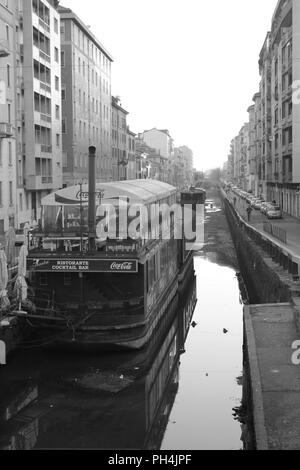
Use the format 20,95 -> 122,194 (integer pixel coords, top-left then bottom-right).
58,5 -> 113,186
111,96 -> 128,181
126,128 -> 136,180
139,128 -> 174,161
135,137 -> 168,182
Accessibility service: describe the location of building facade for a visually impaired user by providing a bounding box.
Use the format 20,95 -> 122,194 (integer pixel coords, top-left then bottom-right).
139,128 -> 174,161
0,0 -> 17,237
227,0 -> 300,218
126,128 -> 136,180
111,96 -> 128,181
18,0 -> 62,225
267,0 -> 300,217
58,5 -> 113,186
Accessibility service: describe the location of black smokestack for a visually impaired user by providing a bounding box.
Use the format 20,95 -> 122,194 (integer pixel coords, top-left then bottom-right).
88,146 -> 96,251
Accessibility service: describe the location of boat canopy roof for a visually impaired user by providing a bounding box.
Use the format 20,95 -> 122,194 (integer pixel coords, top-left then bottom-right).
41,179 -> 177,207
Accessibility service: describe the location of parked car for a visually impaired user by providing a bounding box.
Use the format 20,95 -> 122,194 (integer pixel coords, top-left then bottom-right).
252,199 -> 263,210
260,203 -> 270,215
266,205 -> 282,219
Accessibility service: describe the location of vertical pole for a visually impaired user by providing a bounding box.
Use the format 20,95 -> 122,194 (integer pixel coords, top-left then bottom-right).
88,146 -> 96,252
79,181 -> 83,252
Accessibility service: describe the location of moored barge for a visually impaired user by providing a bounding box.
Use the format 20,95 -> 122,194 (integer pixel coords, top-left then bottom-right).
25,149 -> 205,350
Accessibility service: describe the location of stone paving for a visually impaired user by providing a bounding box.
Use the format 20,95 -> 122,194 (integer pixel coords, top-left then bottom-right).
245,303 -> 300,450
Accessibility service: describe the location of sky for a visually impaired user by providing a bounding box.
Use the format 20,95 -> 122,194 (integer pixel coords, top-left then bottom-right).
60,0 -> 278,171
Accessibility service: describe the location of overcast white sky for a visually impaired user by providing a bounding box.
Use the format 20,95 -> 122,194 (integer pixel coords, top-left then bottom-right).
61,0 -> 278,171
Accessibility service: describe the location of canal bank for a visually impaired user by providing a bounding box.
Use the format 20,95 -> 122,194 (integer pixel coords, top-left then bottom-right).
222,188 -> 300,450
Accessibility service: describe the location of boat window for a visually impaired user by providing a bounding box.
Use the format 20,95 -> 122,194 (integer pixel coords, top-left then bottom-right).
40,272 -> 48,286
64,273 -> 72,286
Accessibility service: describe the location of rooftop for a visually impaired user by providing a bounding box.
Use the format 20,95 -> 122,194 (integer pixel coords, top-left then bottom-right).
58,5 -> 113,62
42,179 -> 177,207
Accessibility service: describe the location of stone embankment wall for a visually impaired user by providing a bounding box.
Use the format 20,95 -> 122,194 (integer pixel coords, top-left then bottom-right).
222,193 -> 300,304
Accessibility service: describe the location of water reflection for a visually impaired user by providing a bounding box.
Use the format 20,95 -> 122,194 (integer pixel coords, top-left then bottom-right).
161,257 -> 243,450
0,269 -> 197,450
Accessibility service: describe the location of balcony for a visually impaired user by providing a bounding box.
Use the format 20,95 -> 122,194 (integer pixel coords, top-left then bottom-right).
283,172 -> 293,183
40,113 -> 52,124
25,175 -> 53,190
0,40 -> 9,58
39,50 -> 50,63
41,144 -> 52,153
0,122 -> 13,138
39,18 -> 50,33
39,81 -> 51,94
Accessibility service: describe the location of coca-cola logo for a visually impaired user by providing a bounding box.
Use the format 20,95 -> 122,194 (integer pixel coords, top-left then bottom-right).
110,262 -> 133,271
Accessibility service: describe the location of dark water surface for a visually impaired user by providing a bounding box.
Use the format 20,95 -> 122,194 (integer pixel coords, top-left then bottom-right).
162,256 -> 243,450
0,196 -> 244,450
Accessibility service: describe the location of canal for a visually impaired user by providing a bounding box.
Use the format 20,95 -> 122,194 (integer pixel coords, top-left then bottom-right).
0,194 -> 246,450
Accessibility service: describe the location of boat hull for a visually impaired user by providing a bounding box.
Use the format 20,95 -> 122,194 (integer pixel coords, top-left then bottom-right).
28,275 -> 180,351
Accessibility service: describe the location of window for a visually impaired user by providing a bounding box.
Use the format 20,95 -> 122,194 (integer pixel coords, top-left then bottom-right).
62,118 -> 67,133
61,50 -> 65,66
6,24 -> 9,43
54,47 -> 59,62
19,193 -> 23,211
60,20 -> 65,39
7,64 -> 10,88
40,272 -> 48,286
8,103 -> 11,123
61,86 -> 66,101
55,76 -> 59,91
64,273 -> 72,286
9,181 -> 13,205
0,182 -> 2,206
56,134 -> 60,147
55,105 -> 60,119
54,18 -> 58,34
8,142 -> 12,166
78,57 -> 81,73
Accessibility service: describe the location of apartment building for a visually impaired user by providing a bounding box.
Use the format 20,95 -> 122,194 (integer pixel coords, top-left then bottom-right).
178,145 -> 194,186
266,0 -> 300,217
58,5 -> 113,186
139,128 -> 174,161
171,146 -> 194,189
227,0 -> 300,218
0,0 -> 17,238
135,137 -> 168,182
127,128 -> 136,180
111,96 -> 128,181
258,33 -> 272,197
229,125 -> 250,191
15,0 -> 62,226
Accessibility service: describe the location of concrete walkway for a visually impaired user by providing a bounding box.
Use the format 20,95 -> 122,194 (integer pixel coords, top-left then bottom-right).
245,303 -> 300,450
228,192 -> 300,265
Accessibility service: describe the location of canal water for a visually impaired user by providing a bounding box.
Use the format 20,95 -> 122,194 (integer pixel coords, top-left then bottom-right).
0,194 -> 245,450
161,256 -> 243,450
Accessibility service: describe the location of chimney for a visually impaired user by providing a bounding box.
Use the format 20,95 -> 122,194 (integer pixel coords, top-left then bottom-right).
88,146 -> 96,251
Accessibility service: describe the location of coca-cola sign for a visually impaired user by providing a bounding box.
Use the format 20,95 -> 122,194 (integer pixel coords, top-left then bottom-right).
110,262 -> 134,271
27,258 -> 138,273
